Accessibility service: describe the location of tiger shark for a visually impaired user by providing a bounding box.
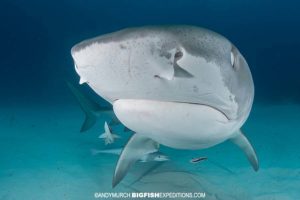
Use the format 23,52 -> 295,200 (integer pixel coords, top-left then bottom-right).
70,25 -> 259,187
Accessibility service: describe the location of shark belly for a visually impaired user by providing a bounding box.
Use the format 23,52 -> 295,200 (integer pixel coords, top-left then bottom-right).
113,99 -> 236,149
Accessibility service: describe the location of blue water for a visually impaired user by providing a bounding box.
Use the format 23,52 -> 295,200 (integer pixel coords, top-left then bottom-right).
1,0 -> 300,199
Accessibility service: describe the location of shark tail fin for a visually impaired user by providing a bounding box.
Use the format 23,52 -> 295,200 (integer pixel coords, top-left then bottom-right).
66,81 -> 104,132
112,133 -> 158,188
230,129 -> 259,171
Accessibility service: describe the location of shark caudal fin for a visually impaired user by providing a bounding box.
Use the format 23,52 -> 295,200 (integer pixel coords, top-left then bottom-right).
230,129 -> 259,171
66,81 -> 108,132
112,133 -> 159,188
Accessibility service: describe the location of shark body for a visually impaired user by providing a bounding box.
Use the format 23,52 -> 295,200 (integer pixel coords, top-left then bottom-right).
70,25 -> 259,187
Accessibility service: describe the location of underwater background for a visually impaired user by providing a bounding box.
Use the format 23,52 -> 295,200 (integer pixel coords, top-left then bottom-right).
1,0 -> 300,199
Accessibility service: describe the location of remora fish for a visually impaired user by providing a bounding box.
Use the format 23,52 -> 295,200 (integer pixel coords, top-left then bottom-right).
99,121 -> 121,145
91,148 -> 169,162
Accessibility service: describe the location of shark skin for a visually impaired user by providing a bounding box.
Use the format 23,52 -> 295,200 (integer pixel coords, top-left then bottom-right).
71,25 -> 259,187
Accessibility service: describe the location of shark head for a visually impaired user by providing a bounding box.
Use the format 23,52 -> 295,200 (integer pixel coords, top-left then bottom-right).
71,26 -> 253,124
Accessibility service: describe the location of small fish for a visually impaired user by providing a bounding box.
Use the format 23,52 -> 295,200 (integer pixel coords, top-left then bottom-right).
139,152 -> 169,162
99,121 -> 121,145
91,148 -> 169,162
190,157 -> 208,163
91,148 -> 122,156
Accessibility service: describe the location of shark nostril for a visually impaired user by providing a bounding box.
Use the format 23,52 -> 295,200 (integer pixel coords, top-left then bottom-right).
175,50 -> 183,60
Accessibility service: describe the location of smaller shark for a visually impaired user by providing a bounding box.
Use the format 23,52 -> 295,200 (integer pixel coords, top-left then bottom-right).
91,148 -> 169,162
99,121 -> 121,145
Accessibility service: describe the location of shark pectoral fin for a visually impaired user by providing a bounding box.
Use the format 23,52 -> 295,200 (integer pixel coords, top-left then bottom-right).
112,133 -> 158,188
173,63 -> 193,78
230,129 -> 259,171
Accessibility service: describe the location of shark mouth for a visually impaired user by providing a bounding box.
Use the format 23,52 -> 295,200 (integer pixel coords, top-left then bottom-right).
113,98 -> 231,123
171,101 -> 231,121
120,98 -> 232,121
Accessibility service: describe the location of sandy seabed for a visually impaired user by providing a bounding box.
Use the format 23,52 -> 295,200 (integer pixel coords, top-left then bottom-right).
0,103 -> 299,200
